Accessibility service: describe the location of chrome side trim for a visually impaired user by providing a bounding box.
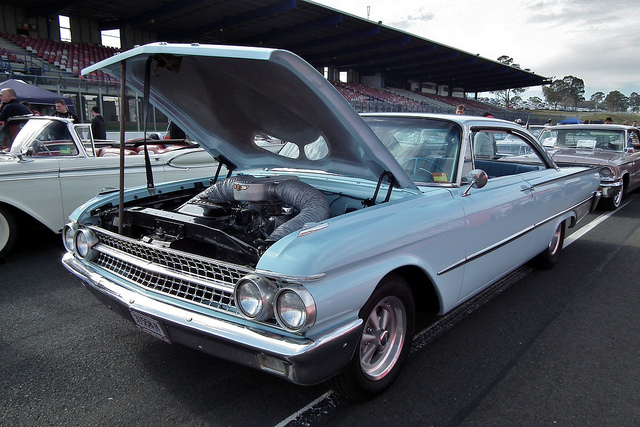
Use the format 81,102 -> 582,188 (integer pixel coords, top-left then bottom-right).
437,193 -> 597,275
254,269 -> 326,282
0,169 -> 60,178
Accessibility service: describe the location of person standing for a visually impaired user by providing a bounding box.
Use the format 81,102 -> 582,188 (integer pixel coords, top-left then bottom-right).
0,88 -> 31,148
52,99 -> 79,123
455,104 -> 465,115
21,101 -> 41,115
90,106 -> 107,140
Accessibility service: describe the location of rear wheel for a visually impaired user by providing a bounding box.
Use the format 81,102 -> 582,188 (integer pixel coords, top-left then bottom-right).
0,206 -> 17,260
327,274 -> 415,401
533,221 -> 565,269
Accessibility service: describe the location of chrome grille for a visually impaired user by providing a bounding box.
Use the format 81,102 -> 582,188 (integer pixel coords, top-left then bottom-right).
91,227 -> 254,314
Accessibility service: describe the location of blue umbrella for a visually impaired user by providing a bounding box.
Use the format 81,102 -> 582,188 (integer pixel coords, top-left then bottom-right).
558,117 -> 584,124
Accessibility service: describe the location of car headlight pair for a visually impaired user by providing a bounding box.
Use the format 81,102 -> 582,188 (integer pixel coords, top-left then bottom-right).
234,274 -> 316,332
62,223 -> 99,260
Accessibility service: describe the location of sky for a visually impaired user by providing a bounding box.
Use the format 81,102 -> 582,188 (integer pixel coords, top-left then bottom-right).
313,0 -> 640,101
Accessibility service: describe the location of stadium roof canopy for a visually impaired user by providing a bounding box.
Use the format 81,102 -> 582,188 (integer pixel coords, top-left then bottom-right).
15,0 -> 550,93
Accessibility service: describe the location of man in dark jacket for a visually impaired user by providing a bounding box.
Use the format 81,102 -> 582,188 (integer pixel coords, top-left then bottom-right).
52,99 -> 79,123
90,106 -> 107,140
0,88 -> 31,147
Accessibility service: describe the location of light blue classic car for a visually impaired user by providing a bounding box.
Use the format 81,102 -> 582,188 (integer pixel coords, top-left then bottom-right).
62,43 -> 601,400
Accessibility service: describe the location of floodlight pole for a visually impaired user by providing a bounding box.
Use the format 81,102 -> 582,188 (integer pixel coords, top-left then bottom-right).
118,60 -> 126,235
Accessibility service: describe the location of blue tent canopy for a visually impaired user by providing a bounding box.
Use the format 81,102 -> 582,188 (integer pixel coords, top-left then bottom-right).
558,117 -> 584,124
0,79 -> 75,112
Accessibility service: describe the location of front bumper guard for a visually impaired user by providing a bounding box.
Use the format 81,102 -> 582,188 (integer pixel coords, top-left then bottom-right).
599,181 -> 622,199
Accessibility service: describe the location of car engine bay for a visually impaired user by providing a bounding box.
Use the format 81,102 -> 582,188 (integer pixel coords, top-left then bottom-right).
93,175 -> 366,266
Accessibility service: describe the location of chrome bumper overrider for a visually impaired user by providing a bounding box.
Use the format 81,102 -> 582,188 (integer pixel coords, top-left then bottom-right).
62,252 -> 362,385
599,182 -> 622,199
590,190 -> 602,212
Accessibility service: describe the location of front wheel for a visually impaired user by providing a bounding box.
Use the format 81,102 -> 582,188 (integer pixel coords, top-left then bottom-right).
601,186 -> 623,210
0,206 -> 18,260
327,274 -> 415,401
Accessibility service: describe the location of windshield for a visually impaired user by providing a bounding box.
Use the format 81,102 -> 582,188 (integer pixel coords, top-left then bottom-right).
540,129 -> 626,151
362,117 -> 461,184
10,119 -> 78,156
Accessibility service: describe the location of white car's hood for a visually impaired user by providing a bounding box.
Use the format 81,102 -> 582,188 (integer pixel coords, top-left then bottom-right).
83,43 -> 416,190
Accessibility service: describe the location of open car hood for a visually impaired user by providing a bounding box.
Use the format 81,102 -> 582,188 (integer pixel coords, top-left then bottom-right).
83,43 -> 416,190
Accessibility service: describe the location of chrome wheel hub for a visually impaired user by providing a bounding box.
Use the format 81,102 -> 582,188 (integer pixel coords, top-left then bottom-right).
359,296 -> 406,380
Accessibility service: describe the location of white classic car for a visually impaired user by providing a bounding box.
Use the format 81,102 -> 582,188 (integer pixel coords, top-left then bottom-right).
62,43 -> 601,400
0,116 -> 215,258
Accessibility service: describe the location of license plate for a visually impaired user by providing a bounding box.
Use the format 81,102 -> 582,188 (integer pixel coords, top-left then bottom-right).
130,311 -> 171,344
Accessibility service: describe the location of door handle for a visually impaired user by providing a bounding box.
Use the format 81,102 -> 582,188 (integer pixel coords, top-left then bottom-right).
520,185 -> 535,195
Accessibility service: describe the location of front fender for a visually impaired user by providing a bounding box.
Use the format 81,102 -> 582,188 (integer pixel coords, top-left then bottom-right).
257,189 -> 468,331
257,189 -> 465,277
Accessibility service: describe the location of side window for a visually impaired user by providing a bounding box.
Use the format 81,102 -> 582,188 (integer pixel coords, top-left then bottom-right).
471,131 -> 497,159
32,121 -> 79,156
494,133 -> 533,157
472,130 -> 545,178
628,130 -> 640,148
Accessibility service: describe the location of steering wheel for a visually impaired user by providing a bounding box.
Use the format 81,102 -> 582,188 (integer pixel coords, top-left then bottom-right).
33,140 -> 52,156
402,157 -> 446,182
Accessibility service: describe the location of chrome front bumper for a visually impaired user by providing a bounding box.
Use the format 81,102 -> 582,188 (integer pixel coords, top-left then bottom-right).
600,181 -> 622,199
62,252 -> 362,386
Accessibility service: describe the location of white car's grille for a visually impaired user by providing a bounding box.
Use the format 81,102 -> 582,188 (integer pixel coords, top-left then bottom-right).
90,228 -> 254,314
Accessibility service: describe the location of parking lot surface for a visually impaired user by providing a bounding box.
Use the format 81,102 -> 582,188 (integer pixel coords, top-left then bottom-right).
1,196 -> 639,426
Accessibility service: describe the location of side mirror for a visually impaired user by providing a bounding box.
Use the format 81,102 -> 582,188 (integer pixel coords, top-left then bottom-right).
461,169 -> 488,197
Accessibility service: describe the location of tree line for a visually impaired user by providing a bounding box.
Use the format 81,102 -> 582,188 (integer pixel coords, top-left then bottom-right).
490,56 -> 639,112
541,75 -> 638,112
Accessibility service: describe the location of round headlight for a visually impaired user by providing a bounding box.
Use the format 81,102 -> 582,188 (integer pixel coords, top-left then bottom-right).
74,228 -> 98,260
62,223 -> 77,252
599,167 -> 614,178
274,285 -> 316,332
234,275 -> 277,321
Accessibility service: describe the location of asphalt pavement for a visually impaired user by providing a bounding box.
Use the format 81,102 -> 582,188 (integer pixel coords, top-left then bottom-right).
1,197 -> 639,426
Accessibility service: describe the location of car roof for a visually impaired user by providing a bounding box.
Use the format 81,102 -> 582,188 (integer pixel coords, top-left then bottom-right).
544,124 -> 636,131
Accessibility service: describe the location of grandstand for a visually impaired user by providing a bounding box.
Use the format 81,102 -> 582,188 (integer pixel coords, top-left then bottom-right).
1,32 -> 119,83
0,31 -> 515,123
0,1 -> 540,124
